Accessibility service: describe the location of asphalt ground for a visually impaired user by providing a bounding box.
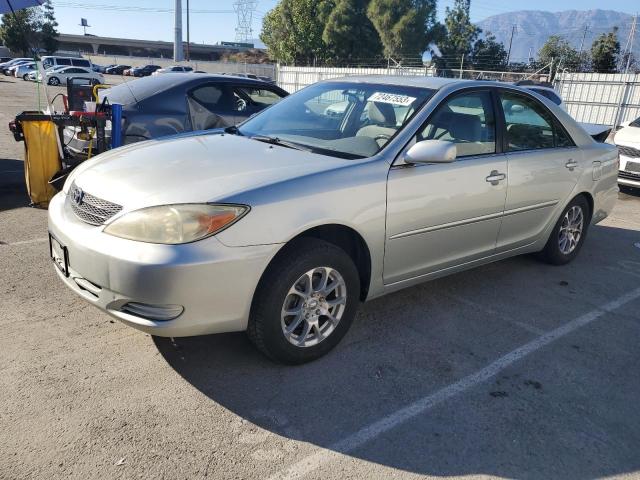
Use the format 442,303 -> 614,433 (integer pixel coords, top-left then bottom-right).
1,74 -> 640,480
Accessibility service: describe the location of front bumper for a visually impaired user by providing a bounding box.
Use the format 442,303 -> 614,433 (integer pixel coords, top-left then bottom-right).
618,155 -> 640,188
48,192 -> 281,337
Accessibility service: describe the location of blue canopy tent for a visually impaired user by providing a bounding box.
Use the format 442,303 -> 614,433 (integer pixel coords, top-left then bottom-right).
1,1 -> 43,15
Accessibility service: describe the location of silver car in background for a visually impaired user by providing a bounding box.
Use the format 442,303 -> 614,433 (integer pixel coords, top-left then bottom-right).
48,76 -> 619,363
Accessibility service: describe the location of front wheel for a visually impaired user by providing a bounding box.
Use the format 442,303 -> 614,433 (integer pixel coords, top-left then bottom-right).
247,238 -> 361,364
48,76 -> 60,86
538,196 -> 590,265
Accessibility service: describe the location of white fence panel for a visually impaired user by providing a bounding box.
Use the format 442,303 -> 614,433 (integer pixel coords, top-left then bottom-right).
276,65 -> 434,92
555,72 -> 640,126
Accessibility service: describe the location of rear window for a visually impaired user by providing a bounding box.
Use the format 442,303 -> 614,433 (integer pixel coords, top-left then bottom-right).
531,88 -> 562,105
100,74 -> 185,105
72,59 -> 91,68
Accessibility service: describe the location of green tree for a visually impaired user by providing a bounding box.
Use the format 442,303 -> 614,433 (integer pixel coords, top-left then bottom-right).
437,0 -> 480,69
538,35 -> 583,73
470,32 -> 507,71
40,0 -> 59,55
591,28 -> 620,73
260,0 -> 334,65
367,0 -> 441,62
0,8 -> 41,57
323,0 -> 382,64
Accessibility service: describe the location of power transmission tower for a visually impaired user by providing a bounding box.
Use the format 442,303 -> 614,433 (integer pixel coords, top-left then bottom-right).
233,0 -> 258,43
506,25 -> 517,65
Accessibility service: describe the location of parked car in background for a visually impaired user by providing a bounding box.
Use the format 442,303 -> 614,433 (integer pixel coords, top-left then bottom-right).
41,55 -> 92,71
1,58 -> 31,75
0,56 -> 13,63
44,66 -> 104,86
123,67 -> 134,76
152,65 -> 193,75
91,64 -> 112,73
6,61 -> 32,77
131,64 -> 161,77
62,74 -> 287,158
14,62 -> 36,80
50,77 -> 618,363
29,65 -> 64,82
610,115 -> 640,190
105,65 -> 131,75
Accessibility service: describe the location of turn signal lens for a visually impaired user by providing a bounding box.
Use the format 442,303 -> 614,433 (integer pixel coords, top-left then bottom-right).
103,204 -> 249,244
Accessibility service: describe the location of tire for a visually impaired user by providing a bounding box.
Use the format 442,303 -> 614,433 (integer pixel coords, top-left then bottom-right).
247,238 -> 361,364
48,76 -> 60,86
538,195 -> 590,265
23,74 -> 28,80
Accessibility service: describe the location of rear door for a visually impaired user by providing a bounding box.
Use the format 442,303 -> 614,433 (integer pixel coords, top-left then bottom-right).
495,89 -> 581,251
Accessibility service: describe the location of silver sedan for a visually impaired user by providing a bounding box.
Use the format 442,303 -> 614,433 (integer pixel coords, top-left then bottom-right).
48,77 -> 619,363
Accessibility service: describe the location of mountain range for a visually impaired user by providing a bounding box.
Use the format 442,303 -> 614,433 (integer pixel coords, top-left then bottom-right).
477,9 -> 638,62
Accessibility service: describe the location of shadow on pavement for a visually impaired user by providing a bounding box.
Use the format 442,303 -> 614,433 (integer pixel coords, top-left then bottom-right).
155,224 -> 640,479
0,158 -> 29,211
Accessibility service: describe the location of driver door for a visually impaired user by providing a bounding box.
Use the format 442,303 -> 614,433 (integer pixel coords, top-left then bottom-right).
384,89 -> 508,284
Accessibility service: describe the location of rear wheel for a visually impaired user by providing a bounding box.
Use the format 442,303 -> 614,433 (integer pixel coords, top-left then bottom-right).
538,196 -> 590,265
247,238 -> 360,364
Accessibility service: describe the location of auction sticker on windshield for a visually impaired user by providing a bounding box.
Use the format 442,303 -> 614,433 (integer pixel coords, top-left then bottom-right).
368,92 -> 416,106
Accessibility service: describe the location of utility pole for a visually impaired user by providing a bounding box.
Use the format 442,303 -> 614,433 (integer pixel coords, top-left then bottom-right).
622,14 -> 637,74
186,0 -> 190,62
174,0 -> 183,62
459,54 -> 464,78
506,24 -> 517,65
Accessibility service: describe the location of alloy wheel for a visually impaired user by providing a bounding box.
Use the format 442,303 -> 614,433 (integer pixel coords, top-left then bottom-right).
280,267 -> 347,347
558,205 -> 584,254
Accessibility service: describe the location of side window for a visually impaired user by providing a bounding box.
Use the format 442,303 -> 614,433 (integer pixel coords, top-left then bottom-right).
189,84 -> 229,112
72,59 -> 91,68
416,90 -> 496,157
42,58 -> 54,69
235,87 -> 284,108
500,92 -> 572,151
57,58 -> 72,66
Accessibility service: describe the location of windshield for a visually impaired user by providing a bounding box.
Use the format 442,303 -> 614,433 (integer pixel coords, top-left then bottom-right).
238,82 -> 434,159
630,116 -> 640,128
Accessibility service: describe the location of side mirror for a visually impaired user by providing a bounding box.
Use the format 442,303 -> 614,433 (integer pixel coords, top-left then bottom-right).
404,139 -> 457,164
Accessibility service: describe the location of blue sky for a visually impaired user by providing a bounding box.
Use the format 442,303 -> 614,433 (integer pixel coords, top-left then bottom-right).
50,0 -> 638,44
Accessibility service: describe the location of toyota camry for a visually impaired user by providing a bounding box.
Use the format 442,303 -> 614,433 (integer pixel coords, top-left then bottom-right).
48,76 -> 619,363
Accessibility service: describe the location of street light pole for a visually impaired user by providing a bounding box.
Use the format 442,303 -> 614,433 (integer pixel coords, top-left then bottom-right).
174,0 -> 183,62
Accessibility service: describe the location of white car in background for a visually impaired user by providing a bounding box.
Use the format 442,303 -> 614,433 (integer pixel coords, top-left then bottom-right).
42,66 -> 104,86
14,62 -> 36,80
611,116 -> 640,190
152,65 -> 194,75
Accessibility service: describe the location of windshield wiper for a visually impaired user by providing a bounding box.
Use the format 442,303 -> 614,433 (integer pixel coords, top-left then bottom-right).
249,134 -> 313,152
224,125 -> 244,136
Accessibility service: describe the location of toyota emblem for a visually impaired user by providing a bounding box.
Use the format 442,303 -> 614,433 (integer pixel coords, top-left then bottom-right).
73,187 -> 84,205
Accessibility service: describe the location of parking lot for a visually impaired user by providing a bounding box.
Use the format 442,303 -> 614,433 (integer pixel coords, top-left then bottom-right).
1,73 -> 640,479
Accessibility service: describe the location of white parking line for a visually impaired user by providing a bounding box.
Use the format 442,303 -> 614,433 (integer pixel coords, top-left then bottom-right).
0,237 -> 48,246
269,286 -> 640,480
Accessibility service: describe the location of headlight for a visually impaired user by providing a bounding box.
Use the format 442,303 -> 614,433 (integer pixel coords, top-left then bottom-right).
103,204 -> 249,244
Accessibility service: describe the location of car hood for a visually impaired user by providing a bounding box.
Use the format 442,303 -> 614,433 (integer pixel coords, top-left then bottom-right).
69,133 -> 354,210
615,125 -> 640,148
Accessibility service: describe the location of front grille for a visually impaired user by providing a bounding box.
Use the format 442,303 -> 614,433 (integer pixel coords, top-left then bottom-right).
619,170 -> 640,181
618,144 -> 640,158
68,183 -> 123,225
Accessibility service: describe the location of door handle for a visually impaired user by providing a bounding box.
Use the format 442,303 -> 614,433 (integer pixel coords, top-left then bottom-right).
485,170 -> 506,185
565,159 -> 578,170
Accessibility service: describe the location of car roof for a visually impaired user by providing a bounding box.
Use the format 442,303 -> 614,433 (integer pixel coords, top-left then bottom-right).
102,73 -> 281,105
324,75 -> 461,89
